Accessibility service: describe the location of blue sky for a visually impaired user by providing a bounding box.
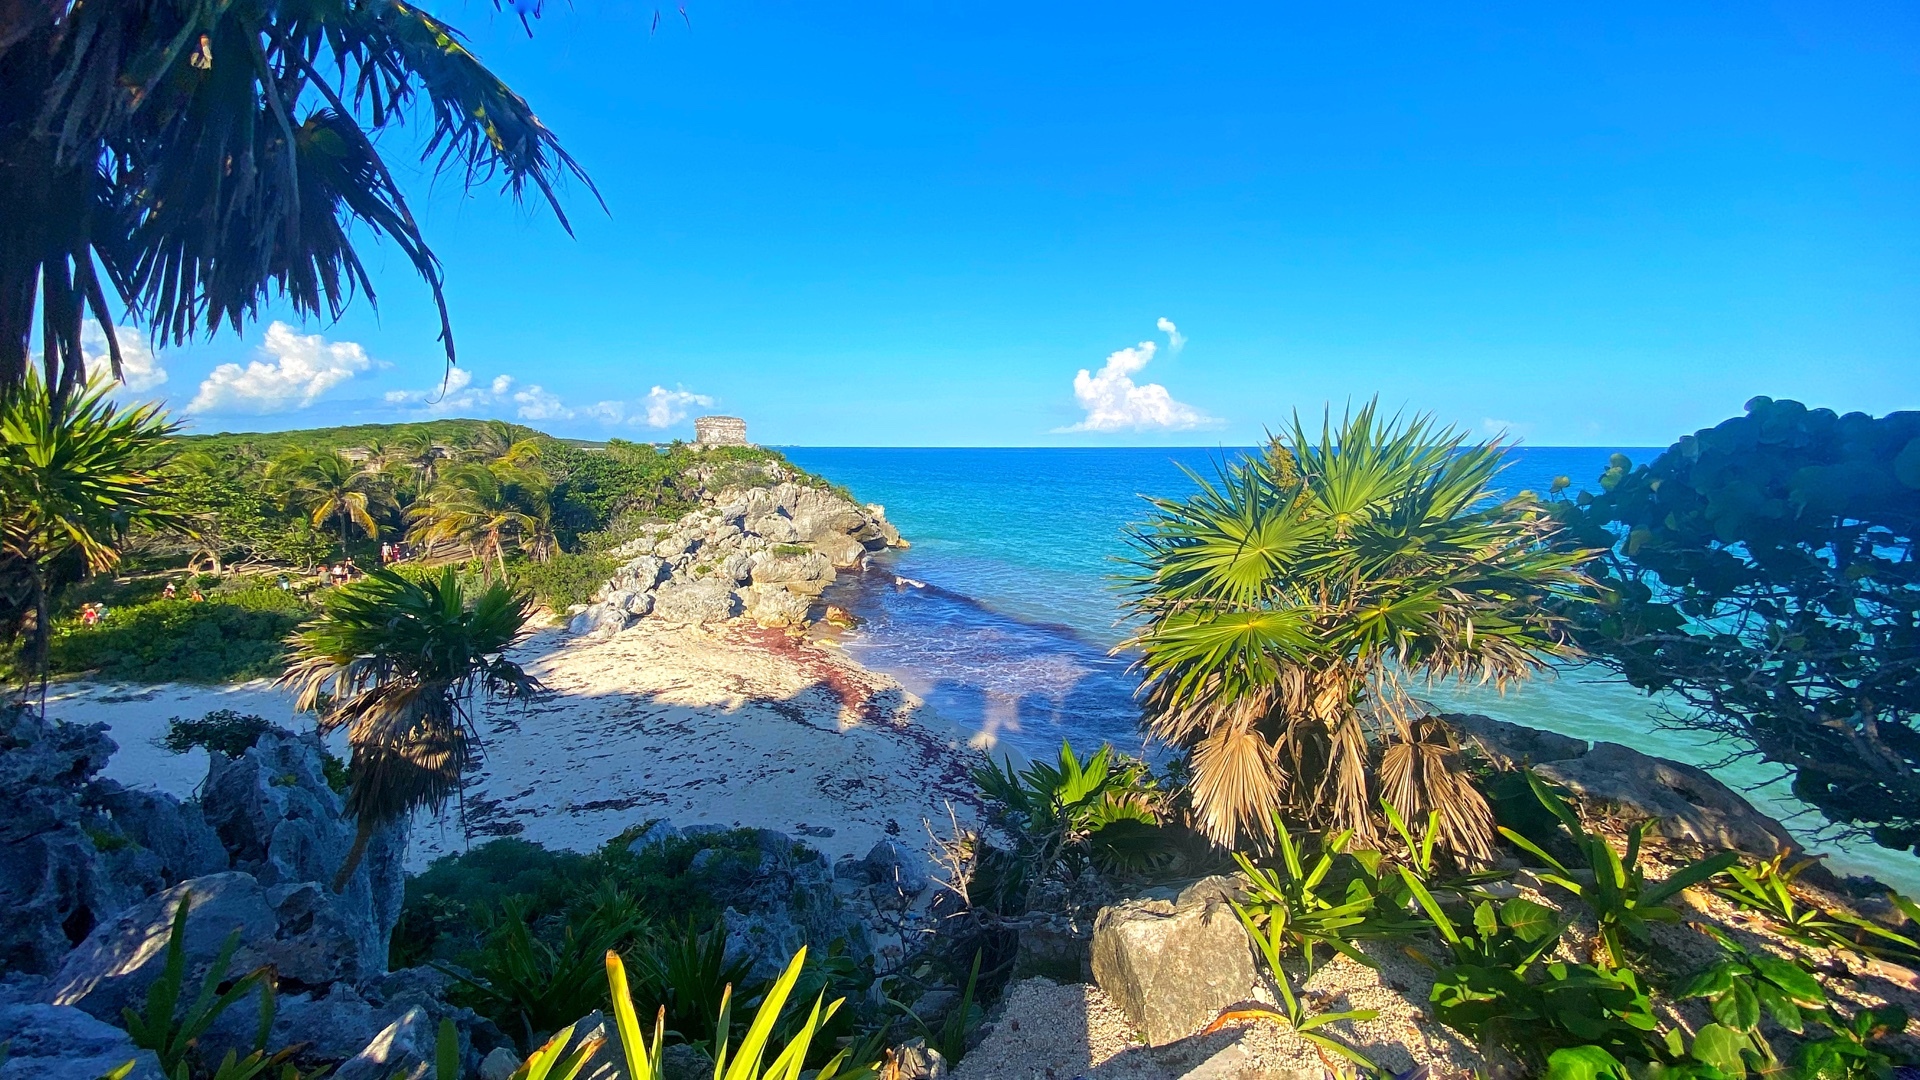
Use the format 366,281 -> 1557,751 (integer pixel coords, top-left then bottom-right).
121,1 -> 1918,446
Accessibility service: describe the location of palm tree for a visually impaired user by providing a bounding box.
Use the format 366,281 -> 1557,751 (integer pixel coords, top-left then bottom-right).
391,430 -> 450,489
0,373 -> 178,709
269,449 -> 386,553
281,566 -> 541,889
408,462 -> 539,579
2,0 -> 594,407
1121,402 -> 1593,858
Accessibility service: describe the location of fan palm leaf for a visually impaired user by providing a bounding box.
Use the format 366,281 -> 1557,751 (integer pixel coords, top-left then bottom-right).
1123,399 -> 1595,856
282,565 -> 541,888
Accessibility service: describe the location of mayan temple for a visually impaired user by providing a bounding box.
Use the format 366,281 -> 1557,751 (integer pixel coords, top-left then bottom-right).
693,414 -> 750,447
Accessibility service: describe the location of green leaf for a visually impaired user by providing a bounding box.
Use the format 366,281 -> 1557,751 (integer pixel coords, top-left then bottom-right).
1711,981 -> 1760,1033
1501,897 -> 1558,942
1749,981 -> 1804,1035
1546,1045 -> 1631,1080
1473,901 -> 1499,941
1690,1024 -> 1750,1077
1680,963 -> 1736,1000
1746,953 -> 1824,1006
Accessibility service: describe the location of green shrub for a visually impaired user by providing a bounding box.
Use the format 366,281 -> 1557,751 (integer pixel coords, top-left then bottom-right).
160,709 -> 274,758
45,592 -> 309,683
511,552 -> 620,610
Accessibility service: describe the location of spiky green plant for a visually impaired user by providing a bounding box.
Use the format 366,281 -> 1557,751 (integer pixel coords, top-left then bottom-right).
0,371 -> 177,706
971,739 -> 1166,883
1121,400 -> 1593,856
280,566 -> 541,890
1498,771 -> 1739,969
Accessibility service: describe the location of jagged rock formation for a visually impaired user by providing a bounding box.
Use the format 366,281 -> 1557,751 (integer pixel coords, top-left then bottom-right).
0,705 -> 227,974
1444,712 -> 1799,856
0,703 -> 447,1076
0,1003 -> 166,1080
569,481 -> 904,635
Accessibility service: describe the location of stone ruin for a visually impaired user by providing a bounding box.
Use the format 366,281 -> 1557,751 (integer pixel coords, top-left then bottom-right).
693,415 -> 749,448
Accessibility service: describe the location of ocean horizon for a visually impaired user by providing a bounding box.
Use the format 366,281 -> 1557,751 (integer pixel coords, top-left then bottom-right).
786,445 -> 1920,894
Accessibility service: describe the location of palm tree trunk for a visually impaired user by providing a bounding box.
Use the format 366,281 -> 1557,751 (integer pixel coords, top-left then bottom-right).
332,814 -> 375,893
30,561 -> 49,720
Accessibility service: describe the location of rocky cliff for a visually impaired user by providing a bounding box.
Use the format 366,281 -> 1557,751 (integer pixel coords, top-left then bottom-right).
568,480 -> 904,635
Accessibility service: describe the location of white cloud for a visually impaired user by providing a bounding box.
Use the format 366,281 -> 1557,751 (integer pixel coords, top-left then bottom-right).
385,369 -> 519,415
384,370 -> 712,429
188,321 -> 370,414
1156,317 -> 1186,354
1056,320 -> 1216,433
81,323 -> 168,393
643,385 -> 715,428
512,384 -> 571,420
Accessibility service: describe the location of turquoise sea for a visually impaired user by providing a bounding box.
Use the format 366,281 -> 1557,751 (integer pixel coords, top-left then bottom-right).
784,446 -> 1919,893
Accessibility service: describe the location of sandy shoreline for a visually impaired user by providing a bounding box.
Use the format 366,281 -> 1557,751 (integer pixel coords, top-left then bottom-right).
43,620 -> 990,872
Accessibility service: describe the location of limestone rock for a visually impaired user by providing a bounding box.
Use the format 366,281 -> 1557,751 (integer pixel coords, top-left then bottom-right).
653,580 -> 741,625
332,1006 -> 436,1080
0,709 -> 136,974
741,585 -> 811,628
1090,881 -> 1257,1046
569,602 -> 632,637
88,782 -> 229,883
1536,741 -> 1798,856
718,552 -> 755,585
748,551 -> 835,595
886,1038 -> 948,1080
48,872 -> 276,1022
0,1003 -> 165,1080
744,512 -> 801,543
200,731 -> 404,978
479,1047 -> 521,1080
600,555 -> 668,597
811,533 -> 867,569
1444,712 -> 1588,766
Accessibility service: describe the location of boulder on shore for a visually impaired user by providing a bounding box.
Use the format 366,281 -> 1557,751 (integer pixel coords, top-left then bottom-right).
1090,876 -> 1255,1047
0,1003 -> 165,1080
1442,712 -> 1797,857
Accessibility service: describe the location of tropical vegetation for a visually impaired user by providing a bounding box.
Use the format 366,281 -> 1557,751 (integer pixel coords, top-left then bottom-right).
282,565 -> 542,890
1122,401 -> 1592,857
1,0 -> 588,406
0,371 -> 177,705
1549,397 -> 1920,857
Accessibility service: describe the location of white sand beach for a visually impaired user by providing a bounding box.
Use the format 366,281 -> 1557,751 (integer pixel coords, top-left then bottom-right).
44,620 -> 988,871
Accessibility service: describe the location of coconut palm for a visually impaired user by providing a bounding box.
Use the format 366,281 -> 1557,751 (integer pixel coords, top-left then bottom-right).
391,430 -> 450,489
281,566 -> 541,889
1,0 -> 593,407
408,461 -> 543,578
1121,402 -> 1592,858
269,449 -> 386,552
0,372 -> 178,707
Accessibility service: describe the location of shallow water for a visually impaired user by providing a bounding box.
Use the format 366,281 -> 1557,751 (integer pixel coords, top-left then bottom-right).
789,446 -> 1920,892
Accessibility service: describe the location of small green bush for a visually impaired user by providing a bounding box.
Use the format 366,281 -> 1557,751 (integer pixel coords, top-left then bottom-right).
511,552 -> 619,610
160,708 -> 274,758
45,592 -> 309,683
773,544 -> 812,557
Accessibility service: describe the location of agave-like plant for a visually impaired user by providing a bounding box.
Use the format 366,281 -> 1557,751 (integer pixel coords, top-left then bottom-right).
0,372 -> 177,708
1121,401 -> 1593,857
280,566 -> 542,890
